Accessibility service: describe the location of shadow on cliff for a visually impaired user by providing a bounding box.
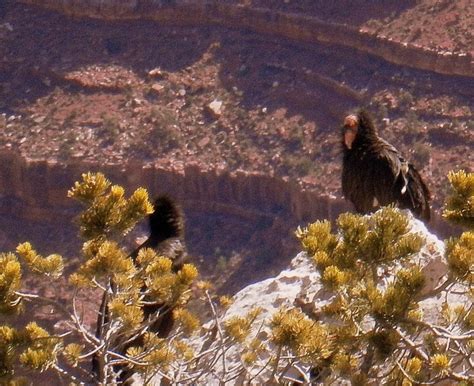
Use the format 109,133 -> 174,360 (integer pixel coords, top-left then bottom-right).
1,1 -> 214,111
1,0 -> 364,128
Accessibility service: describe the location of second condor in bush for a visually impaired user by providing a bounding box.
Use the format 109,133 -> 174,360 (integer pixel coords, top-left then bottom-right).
93,195 -> 187,382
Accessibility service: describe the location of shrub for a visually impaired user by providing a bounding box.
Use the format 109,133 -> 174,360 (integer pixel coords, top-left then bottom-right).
0,171 -> 472,384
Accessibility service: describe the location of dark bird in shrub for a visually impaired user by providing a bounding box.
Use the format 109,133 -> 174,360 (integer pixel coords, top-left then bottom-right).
125,194 -> 187,337
93,195 -> 187,382
341,109 -> 431,221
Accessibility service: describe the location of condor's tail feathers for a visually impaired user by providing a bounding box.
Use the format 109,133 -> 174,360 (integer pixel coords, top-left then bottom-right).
149,195 -> 185,242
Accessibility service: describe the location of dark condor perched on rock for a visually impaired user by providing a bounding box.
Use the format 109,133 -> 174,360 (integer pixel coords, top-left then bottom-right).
341,109 -> 431,221
93,195 -> 187,382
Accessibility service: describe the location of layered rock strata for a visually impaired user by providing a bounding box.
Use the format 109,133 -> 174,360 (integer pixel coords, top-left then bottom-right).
17,0 -> 474,77
0,151 -> 455,238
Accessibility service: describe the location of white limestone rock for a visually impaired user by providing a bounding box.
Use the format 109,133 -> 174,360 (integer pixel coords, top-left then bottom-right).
148,211 -> 468,385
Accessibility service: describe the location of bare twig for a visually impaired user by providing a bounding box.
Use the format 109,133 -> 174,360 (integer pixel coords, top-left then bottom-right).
406,318 -> 473,341
16,291 -> 74,321
271,345 -> 282,381
415,276 -> 454,301
393,327 -> 429,362
205,289 -> 227,378
395,360 -> 436,385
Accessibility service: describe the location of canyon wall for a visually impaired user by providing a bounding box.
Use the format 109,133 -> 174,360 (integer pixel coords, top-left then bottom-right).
17,0 -> 474,78
0,151 -> 455,239
0,150 -> 349,224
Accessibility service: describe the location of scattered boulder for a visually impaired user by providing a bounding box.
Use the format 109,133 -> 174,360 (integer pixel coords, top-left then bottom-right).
148,68 -> 164,78
150,83 -> 164,95
33,116 -> 46,124
206,99 -> 223,119
198,136 -> 211,148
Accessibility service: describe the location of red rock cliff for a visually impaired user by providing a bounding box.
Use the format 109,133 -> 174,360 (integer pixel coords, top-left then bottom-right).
0,151 -> 454,239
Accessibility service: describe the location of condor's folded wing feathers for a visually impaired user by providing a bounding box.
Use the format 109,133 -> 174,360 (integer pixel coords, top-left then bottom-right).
397,164 -> 431,221
369,140 -> 404,205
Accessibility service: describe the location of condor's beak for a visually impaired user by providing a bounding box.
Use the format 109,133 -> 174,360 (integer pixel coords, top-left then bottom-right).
343,115 -> 358,149
344,128 -> 356,149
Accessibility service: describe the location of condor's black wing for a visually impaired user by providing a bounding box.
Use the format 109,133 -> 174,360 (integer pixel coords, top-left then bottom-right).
376,139 -> 431,221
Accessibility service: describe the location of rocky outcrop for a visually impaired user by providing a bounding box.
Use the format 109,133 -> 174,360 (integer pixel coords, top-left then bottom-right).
17,0 -> 474,77
151,213 -> 470,384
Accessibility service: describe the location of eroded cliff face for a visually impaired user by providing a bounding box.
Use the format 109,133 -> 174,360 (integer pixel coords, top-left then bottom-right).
17,0 -> 474,77
1,0 -> 467,297
0,150 -> 349,224
0,150 -> 454,239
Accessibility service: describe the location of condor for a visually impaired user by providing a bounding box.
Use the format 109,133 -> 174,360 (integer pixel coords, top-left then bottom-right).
341,109 -> 431,221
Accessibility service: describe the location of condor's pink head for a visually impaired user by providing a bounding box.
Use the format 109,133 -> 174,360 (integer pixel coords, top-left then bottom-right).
343,114 -> 359,149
